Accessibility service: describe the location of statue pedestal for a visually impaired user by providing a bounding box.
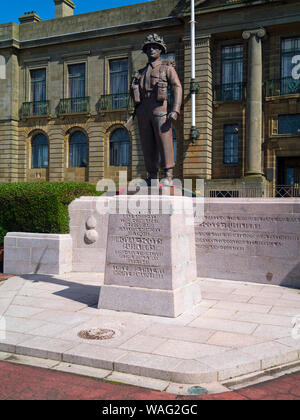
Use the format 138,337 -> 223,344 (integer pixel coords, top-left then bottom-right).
98,195 -> 201,317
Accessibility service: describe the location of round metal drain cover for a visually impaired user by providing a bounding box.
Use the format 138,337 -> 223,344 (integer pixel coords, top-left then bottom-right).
78,328 -> 115,340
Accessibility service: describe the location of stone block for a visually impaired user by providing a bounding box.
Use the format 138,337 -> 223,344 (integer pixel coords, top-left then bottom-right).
4,247 -> 31,262
98,282 -> 201,318
114,351 -> 183,381
201,349 -> 261,381
98,195 -> 200,317
15,336 -> 75,361
195,198 -> 300,288
3,233 -> 72,275
62,343 -> 126,370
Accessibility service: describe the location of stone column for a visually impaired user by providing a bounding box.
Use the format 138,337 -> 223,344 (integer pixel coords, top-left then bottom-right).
242,28 -> 266,176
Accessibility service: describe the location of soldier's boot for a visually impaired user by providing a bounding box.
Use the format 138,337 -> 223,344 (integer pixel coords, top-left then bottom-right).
162,168 -> 173,187
145,173 -> 159,187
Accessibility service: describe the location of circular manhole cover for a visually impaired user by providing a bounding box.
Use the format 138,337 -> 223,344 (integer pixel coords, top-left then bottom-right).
78,328 -> 115,340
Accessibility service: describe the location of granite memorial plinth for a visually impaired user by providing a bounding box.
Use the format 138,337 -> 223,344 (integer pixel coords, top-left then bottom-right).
98,195 -> 200,317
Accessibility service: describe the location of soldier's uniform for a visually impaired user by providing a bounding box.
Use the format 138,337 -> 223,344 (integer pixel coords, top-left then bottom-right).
131,35 -> 182,182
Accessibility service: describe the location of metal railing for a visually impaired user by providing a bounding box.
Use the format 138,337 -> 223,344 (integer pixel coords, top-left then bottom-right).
22,101 -> 50,117
205,184 -> 300,198
275,185 -> 300,198
58,97 -> 90,115
265,77 -> 300,97
213,83 -> 246,101
97,93 -> 133,112
206,185 -> 266,198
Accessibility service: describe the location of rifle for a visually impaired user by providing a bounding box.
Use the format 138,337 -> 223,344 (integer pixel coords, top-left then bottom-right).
124,110 -> 136,131
125,72 -> 140,130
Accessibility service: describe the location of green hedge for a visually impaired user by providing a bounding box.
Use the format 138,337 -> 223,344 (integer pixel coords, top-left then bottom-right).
0,182 -> 102,245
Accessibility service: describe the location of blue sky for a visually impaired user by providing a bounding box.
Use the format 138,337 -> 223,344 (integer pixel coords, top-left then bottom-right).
0,0 -> 150,24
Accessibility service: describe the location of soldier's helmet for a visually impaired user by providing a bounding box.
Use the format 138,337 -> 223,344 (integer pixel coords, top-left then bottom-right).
142,33 -> 167,54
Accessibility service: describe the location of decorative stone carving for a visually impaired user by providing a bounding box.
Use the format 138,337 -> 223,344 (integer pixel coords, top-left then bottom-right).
86,215 -> 97,229
84,229 -> 98,244
84,213 -> 98,244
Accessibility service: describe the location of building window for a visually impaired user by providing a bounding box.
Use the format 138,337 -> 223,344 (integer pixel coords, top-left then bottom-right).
281,38 -> 300,94
0,55 -> 6,79
69,131 -> 87,168
30,69 -> 46,114
109,58 -> 128,109
278,114 -> 300,135
221,45 -> 243,100
69,63 -> 85,98
32,133 -> 48,169
224,125 -> 239,164
110,128 -> 130,166
68,64 -> 86,112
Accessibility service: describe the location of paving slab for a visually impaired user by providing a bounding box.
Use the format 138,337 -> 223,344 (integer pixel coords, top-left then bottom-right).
0,273 -> 300,384
206,331 -> 267,348
15,336 -> 76,361
239,342 -> 299,370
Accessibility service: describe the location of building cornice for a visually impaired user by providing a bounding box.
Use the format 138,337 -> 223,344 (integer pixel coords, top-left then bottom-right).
0,16 -> 182,51
190,0 -> 287,16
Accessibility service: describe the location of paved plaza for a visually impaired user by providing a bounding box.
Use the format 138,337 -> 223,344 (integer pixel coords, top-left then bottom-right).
0,273 -> 300,388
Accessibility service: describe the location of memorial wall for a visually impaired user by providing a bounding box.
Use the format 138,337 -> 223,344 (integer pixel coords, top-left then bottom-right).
194,199 -> 300,287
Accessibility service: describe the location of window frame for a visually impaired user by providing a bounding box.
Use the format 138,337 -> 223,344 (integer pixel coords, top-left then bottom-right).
24,61 -> 49,103
31,133 -> 49,169
105,54 -> 129,96
68,130 -> 88,168
223,124 -> 239,165
109,128 -> 131,167
278,114 -> 300,135
281,37 -> 300,94
220,44 -> 244,101
63,58 -> 88,99
281,37 -> 300,78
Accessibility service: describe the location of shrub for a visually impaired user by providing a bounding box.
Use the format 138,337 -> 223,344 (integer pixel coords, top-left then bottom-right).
0,182 -> 102,245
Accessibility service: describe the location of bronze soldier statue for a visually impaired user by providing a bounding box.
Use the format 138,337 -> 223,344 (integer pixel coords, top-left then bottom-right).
129,34 -> 182,186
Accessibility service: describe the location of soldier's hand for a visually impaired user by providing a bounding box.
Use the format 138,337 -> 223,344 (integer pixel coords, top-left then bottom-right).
168,111 -> 178,121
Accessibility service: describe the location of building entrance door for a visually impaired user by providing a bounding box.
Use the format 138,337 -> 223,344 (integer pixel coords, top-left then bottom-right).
276,157 -> 300,196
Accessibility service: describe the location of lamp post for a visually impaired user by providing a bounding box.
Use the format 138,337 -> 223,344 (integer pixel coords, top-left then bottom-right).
190,0 -> 200,142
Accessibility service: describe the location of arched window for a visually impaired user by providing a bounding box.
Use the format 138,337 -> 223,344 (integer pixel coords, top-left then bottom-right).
69,131 -> 87,168
110,128 -> 130,166
32,134 -> 49,169
0,56 -> 5,80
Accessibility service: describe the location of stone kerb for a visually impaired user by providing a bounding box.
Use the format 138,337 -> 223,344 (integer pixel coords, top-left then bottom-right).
3,232 -> 72,275
194,198 -> 300,287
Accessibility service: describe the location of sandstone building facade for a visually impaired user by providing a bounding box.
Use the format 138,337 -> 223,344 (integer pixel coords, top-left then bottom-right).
0,0 -> 300,195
